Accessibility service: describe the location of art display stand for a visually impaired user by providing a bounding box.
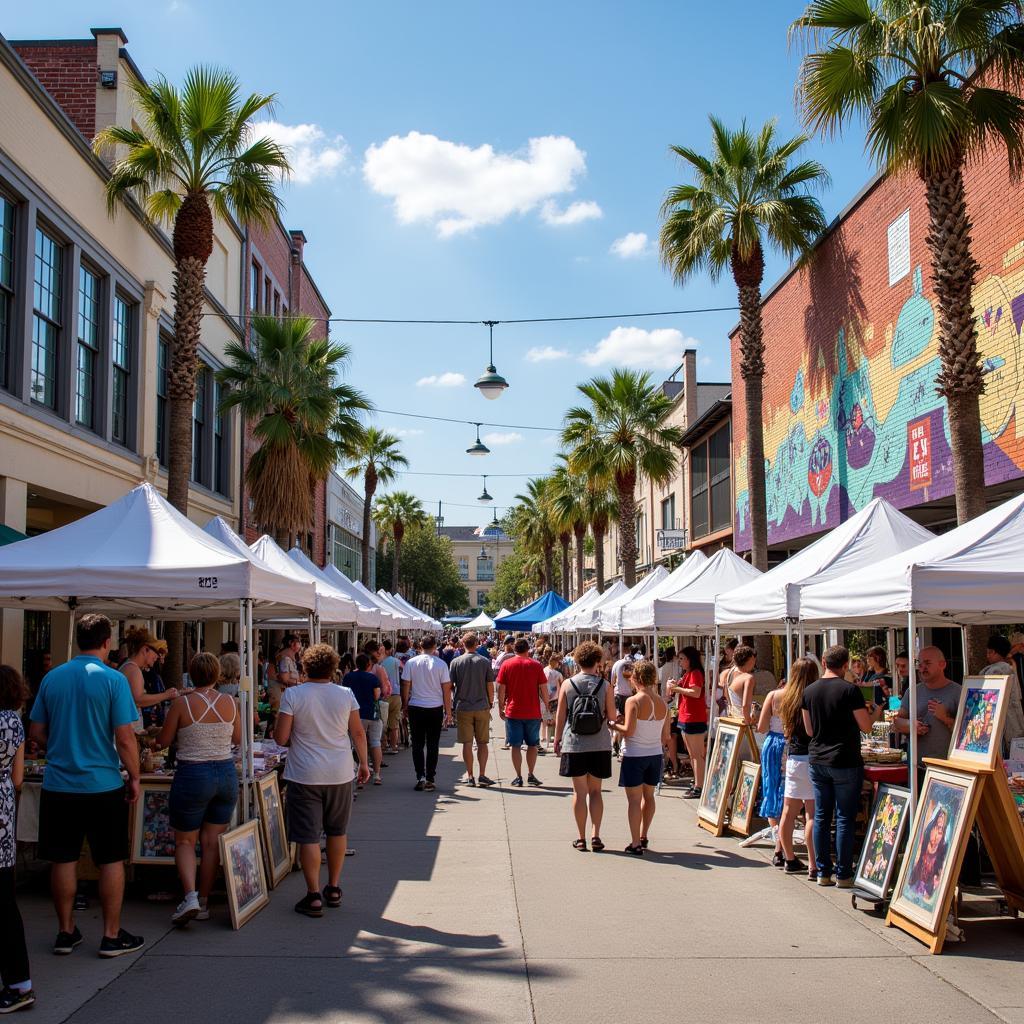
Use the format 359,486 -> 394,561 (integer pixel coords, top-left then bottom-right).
886,757 -> 1024,954
697,718 -> 759,838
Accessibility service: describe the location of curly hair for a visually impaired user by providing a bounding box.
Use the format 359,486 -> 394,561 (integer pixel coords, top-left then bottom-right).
635,661 -> 658,689
303,643 -> 340,680
572,640 -> 603,670
0,665 -> 29,711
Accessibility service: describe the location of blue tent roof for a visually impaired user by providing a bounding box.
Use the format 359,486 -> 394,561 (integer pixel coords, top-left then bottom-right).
494,590 -> 571,631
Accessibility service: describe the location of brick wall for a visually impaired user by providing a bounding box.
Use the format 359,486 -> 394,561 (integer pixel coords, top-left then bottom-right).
12,42 -> 97,140
730,132 -> 1024,552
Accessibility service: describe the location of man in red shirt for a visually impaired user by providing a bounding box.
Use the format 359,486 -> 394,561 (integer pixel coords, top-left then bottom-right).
497,638 -> 548,787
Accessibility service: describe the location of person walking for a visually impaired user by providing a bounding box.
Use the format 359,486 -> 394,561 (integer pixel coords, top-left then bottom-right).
668,646 -> 708,798
274,644 -> 369,916
541,653 -> 564,753
497,638 -> 548,788
757,676 -> 788,866
342,655 -> 383,786
27,614 -> 144,957
157,653 -> 241,926
776,657 -> 819,878
380,639 -> 403,754
802,645 -> 881,887
401,637 -> 452,792
554,641 -> 617,851
609,661 -> 670,855
0,666 -> 33,1012
449,632 -> 496,788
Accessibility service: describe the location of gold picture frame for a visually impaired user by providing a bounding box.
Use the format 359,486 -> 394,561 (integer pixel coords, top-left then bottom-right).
698,719 -> 743,834
255,773 -> 291,889
729,760 -> 760,836
219,820 -> 270,930
130,781 -> 176,865
948,675 -> 1010,771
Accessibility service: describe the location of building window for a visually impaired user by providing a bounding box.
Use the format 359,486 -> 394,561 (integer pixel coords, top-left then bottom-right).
250,261 -> 260,312
32,227 -> 62,409
660,494 -> 676,532
213,379 -> 227,495
476,555 -> 494,581
192,366 -> 206,484
690,422 -> 731,541
476,590 -> 487,608
457,557 -> 469,581
111,295 -> 133,446
156,336 -> 169,465
264,277 -> 272,316
690,442 -> 709,540
273,291 -> 280,317
0,195 -> 14,391
332,524 -> 361,581
76,265 -> 101,428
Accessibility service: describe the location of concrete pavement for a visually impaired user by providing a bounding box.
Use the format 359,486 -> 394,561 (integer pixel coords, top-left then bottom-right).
15,714 -> 1024,1024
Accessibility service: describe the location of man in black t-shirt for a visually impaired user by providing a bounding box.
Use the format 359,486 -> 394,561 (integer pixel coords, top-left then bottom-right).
802,645 -> 881,888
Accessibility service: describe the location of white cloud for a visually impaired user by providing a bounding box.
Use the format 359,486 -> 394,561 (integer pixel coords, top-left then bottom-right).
390,427 -> 425,437
256,121 -> 348,185
540,200 -> 603,226
363,131 -> 595,237
483,431 -> 523,445
580,327 -> 694,370
525,345 -> 569,363
610,231 -> 649,258
416,372 -> 466,388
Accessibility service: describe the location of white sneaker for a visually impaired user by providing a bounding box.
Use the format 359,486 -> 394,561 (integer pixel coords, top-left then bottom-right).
172,891 -> 200,926
195,898 -> 210,921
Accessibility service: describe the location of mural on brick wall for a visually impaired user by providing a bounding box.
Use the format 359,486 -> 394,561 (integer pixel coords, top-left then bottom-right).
735,243 -> 1024,549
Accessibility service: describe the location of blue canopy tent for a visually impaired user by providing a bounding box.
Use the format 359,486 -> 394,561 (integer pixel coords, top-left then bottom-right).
494,591 -> 571,631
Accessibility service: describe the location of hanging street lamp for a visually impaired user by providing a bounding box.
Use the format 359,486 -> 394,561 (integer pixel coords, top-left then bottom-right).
466,423 -> 490,456
477,475 -> 494,504
474,321 -> 509,400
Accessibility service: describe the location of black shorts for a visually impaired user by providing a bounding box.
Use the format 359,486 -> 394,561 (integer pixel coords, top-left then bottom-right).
286,781 -> 353,844
559,750 -> 613,779
614,694 -> 628,716
679,721 -> 708,735
38,787 -> 129,865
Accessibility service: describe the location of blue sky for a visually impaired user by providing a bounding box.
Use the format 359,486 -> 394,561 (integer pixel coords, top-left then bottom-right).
8,1 -> 878,524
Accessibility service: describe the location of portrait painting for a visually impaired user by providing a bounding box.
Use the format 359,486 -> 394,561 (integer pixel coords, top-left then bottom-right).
729,760 -> 760,835
950,675 -> 1010,769
854,784 -> 911,898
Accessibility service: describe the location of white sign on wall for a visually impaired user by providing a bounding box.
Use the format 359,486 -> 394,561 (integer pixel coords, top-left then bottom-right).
887,209 -> 911,286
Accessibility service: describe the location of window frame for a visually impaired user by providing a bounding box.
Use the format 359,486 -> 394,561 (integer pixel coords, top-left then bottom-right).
689,421 -> 731,541
31,224 -> 64,411
156,333 -> 170,466
250,260 -> 261,312
74,261 -> 103,429
110,292 -> 134,447
0,192 -> 15,392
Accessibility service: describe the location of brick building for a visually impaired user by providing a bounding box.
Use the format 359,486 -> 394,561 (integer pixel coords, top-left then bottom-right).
730,137 -> 1024,556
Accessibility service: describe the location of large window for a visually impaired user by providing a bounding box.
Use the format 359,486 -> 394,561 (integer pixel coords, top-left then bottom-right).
476,555 -> 494,581
32,227 -> 62,409
457,557 -> 469,581
331,524 -> 361,581
0,196 -> 14,390
156,336 -> 169,465
75,265 -> 100,428
250,261 -> 260,312
690,422 -> 731,541
111,295 -> 133,446
192,367 -> 206,483
213,379 -> 227,495
660,494 -> 676,532
476,590 -> 487,609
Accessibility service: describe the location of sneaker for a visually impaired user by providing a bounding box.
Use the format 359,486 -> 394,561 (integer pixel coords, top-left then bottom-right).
836,877 -> 855,889
0,987 -> 35,1014
817,875 -> 835,888
171,891 -> 200,927
784,858 -> 806,874
477,775 -> 495,787
683,787 -> 702,800
536,746 -> 547,755
53,926 -> 83,955
511,776 -> 524,787
414,778 -> 426,791
195,898 -> 210,922
527,774 -> 542,788
424,780 -> 436,792
464,776 -> 476,786
98,929 -> 145,958
771,851 -> 785,868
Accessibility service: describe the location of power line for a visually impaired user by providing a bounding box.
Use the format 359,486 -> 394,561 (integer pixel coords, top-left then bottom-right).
376,408 -> 559,433
398,470 -> 541,478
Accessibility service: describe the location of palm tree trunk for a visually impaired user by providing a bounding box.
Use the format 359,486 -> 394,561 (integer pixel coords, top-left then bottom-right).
559,534 -> 571,600
616,471 -> 638,588
361,466 -> 377,585
392,525 -> 404,594
593,523 -> 607,592
574,524 -> 586,599
543,544 -> 555,593
923,163 -> 988,666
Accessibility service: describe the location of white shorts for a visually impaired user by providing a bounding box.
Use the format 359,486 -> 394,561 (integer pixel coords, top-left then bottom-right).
784,754 -> 815,801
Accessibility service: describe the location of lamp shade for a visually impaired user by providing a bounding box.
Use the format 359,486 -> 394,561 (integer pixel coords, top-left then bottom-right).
474,366 -> 509,400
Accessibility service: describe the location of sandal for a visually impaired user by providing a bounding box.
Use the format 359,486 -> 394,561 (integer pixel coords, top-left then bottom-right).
322,885 -> 342,909
640,837 -> 649,849
374,774 -> 383,786
572,839 -> 588,852
591,837 -> 605,852
295,892 -> 324,917
625,843 -> 645,856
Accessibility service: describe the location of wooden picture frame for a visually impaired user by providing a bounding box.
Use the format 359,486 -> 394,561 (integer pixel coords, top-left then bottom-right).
888,764 -> 981,938
255,773 -> 290,888
854,783 -> 912,899
219,820 -> 270,930
948,675 -> 1010,771
728,760 -> 760,836
130,781 -> 176,865
698,719 -> 743,834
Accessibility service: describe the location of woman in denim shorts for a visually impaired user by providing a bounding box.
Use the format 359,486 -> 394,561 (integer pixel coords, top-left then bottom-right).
158,653 -> 240,927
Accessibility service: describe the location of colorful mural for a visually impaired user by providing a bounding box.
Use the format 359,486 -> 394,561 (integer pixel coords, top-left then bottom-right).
735,244 -> 1024,549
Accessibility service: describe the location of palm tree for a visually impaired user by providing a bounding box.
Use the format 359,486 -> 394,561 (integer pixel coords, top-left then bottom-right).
373,491 -> 428,594
792,0 -> 1024,529
563,370 -> 684,587
550,460 -> 587,600
341,428 -> 407,585
96,67 -> 289,516
585,481 -> 617,593
512,478 -> 558,592
659,118 -> 828,571
216,315 -> 368,545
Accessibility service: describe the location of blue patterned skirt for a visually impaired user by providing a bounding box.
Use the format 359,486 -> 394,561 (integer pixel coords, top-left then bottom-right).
758,731 -> 786,819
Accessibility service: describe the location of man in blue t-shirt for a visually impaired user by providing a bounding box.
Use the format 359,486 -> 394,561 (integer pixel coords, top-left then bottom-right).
29,613 -> 145,958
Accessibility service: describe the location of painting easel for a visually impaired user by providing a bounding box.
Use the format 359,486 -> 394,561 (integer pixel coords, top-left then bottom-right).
697,717 -> 759,838
886,757 -> 1024,953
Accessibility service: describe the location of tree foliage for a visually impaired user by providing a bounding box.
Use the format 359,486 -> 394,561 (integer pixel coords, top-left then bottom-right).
376,525 -> 468,617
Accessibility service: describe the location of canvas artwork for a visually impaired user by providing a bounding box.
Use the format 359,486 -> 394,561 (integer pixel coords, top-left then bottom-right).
220,821 -> 269,930
256,773 -> 291,888
890,767 -> 979,933
950,675 -> 1010,770
699,721 -> 741,828
854,784 -> 911,898
729,761 -> 760,834
131,784 -> 177,865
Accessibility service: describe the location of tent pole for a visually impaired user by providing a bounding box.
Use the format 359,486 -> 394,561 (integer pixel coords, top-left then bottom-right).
907,611 -> 919,814
66,610 -> 75,662
785,619 -> 794,678
704,625 -> 720,791
886,627 -> 898,696
959,625 -> 969,678
238,599 -> 250,822
247,599 -> 256,821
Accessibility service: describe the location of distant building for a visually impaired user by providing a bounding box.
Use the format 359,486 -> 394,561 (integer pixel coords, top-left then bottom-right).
327,471 -> 375,587
679,393 -> 732,554
438,524 -> 511,614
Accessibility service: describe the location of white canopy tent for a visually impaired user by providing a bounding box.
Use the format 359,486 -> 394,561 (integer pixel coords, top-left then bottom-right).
345,579 -> 415,630
596,566 -> 670,634
495,607 -> 514,620
318,564 -> 407,630
464,610 -> 495,630
570,580 -> 630,632
286,547 -> 383,629
617,552 -> 709,633
652,549 -> 763,632
532,587 -> 602,634
375,590 -> 431,630
379,590 -> 442,632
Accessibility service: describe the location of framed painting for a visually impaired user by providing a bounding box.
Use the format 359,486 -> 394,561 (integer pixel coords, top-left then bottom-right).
130,781 -> 176,865
256,773 -> 291,888
948,675 -> 1010,770
729,760 -> 760,835
889,765 -> 981,935
698,719 -> 743,831
219,820 -> 270,930
854,784 -> 911,899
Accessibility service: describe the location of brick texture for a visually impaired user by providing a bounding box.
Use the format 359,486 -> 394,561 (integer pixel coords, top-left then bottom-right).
13,43 -> 97,140
731,122 -> 1024,552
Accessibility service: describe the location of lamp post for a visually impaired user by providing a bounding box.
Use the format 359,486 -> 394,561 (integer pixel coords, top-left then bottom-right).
435,500 -> 444,537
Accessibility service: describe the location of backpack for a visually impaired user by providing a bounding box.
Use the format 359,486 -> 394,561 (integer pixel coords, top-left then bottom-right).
568,676 -> 605,736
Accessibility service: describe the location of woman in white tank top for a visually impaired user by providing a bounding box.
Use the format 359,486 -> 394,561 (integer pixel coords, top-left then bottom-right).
608,662 -> 670,855
157,652 -> 241,927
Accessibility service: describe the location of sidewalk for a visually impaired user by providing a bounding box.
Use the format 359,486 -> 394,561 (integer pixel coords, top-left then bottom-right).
15,714 -> 1024,1024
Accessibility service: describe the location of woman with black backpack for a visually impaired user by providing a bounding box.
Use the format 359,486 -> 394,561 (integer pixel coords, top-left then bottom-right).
554,641 -> 617,851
